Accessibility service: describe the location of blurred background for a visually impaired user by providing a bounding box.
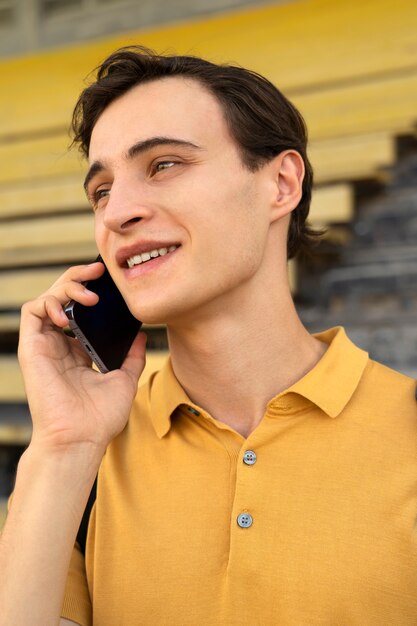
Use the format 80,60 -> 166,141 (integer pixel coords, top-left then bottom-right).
1,0 -> 417,525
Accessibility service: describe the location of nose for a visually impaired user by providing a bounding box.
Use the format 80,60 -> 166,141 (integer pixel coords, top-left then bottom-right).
102,178 -> 153,233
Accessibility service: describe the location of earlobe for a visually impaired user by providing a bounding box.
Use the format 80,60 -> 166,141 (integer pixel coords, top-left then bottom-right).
271,150 -> 305,221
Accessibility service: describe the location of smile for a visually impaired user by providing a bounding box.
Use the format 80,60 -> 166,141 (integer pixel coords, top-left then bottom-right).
126,245 -> 178,268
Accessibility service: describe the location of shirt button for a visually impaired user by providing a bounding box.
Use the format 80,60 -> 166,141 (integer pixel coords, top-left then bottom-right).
237,513 -> 253,528
243,450 -> 257,465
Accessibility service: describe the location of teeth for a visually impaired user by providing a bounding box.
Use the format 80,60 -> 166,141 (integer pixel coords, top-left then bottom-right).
127,245 -> 177,268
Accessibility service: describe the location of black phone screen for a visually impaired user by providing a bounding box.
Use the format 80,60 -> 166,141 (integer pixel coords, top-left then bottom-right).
64,262 -> 142,372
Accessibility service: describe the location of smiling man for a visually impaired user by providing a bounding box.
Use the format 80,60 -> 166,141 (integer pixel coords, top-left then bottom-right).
1,47 -> 417,626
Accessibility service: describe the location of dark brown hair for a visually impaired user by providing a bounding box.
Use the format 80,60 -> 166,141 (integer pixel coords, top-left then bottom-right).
72,45 -> 319,258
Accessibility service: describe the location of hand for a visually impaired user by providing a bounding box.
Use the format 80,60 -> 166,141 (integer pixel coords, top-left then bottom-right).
18,262 -> 146,455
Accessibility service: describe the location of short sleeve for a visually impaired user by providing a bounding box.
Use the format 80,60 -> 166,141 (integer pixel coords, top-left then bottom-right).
61,542 -> 92,626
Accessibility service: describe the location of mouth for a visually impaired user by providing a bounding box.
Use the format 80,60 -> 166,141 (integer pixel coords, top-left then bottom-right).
124,245 -> 179,268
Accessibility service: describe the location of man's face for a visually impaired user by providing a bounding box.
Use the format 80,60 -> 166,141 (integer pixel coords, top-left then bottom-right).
86,76 -> 275,325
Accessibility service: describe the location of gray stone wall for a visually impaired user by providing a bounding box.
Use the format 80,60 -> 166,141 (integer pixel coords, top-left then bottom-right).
298,151 -> 417,379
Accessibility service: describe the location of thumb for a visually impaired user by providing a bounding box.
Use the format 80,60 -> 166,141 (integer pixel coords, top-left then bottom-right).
120,331 -> 147,385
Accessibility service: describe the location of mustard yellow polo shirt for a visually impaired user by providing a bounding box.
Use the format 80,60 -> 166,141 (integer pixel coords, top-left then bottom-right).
62,327 -> 417,625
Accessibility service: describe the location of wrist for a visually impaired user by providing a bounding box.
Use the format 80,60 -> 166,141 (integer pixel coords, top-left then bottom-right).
19,439 -> 103,488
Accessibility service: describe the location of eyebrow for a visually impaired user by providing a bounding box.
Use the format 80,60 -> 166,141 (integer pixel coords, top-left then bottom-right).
83,136 -> 202,192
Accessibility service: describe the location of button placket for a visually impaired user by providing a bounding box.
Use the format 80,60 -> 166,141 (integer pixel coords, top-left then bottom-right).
234,449 -> 257,529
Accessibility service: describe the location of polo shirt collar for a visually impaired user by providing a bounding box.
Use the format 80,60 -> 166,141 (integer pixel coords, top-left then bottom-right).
149,357 -> 196,438
149,326 -> 369,437
284,326 -> 368,418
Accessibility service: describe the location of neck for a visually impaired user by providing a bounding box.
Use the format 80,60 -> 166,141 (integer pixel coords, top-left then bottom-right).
167,277 -> 326,438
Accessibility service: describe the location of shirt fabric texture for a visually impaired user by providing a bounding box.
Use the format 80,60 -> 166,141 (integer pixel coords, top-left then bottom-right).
61,327 -> 417,625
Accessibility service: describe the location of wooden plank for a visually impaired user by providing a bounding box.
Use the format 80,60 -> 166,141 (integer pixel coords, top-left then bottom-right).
1,0 -> 417,138
0,355 -> 25,403
0,421 -> 31,446
0,266 -> 68,309
0,175 -> 88,219
310,184 -> 353,225
294,73 -> 417,142
0,351 -> 169,403
0,240 -> 97,268
0,313 -> 20,332
0,213 -> 96,268
0,134 -> 83,185
0,131 -> 396,193
310,132 -> 396,184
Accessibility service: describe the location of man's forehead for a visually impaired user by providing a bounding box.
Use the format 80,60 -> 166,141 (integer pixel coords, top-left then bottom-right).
88,76 -> 234,164
89,76 -> 224,155
89,76 -> 228,163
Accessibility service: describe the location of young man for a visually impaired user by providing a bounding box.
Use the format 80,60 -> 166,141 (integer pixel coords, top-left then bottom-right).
1,47 -> 416,626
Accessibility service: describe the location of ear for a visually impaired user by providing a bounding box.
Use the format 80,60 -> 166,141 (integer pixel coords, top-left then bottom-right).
269,150 -> 305,223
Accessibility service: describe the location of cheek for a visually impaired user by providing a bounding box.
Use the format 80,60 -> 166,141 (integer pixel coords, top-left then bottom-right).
94,216 -> 102,239
230,229 -> 267,282
94,218 -> 108,250
196,186 -> 268,278
225,183 -> 268,251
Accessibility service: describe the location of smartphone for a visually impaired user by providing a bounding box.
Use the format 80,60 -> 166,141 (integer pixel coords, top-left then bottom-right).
64,257 -> 142,373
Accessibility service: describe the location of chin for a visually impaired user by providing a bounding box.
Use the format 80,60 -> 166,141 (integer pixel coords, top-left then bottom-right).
133,295 -> 215,328
127,300 -> 184,327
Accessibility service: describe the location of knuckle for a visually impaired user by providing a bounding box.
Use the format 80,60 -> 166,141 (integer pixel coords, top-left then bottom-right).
66,264 -> 92,280
20,300 -> 35,315
44,294 -> 59,310
50,265 -> 83,287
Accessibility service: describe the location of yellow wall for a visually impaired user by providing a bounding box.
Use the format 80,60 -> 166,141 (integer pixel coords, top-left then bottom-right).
2,0 -> 417,138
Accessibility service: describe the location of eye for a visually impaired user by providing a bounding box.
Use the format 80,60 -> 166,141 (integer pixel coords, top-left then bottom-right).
153,160 -> 177,174
90,187 -> 110,208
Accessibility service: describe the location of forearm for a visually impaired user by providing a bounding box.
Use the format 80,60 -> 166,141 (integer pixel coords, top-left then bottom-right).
0,443 -> 102,626
2,263 -> 145,625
